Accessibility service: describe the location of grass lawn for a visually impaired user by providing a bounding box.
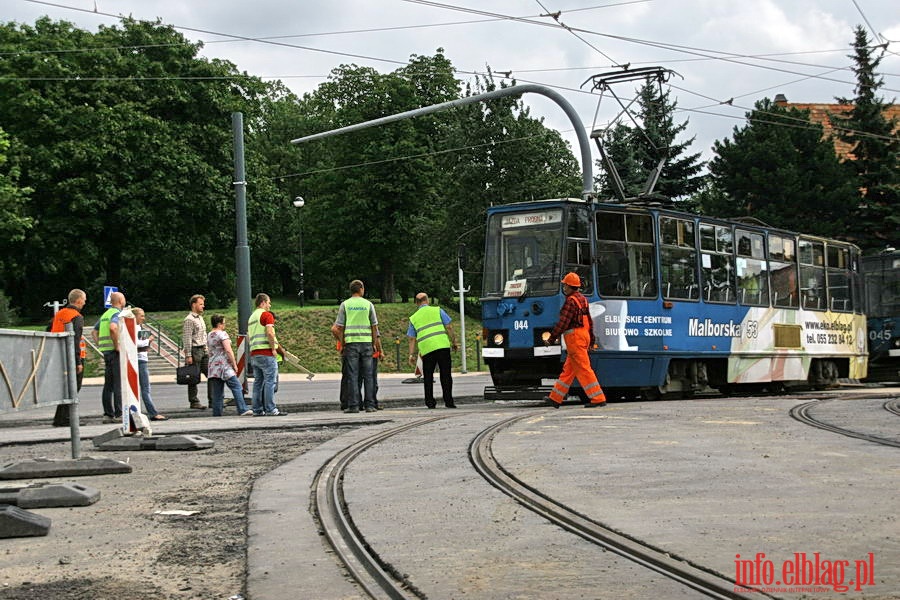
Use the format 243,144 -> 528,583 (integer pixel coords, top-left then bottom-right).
78,297 -> 484,377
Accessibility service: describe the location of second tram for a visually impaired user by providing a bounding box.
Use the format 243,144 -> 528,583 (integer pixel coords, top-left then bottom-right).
480,198 -> 868,398
862,249 -> 900,383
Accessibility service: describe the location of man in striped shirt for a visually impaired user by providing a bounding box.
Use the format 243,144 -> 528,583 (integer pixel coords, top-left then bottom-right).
182,294 -> 210,410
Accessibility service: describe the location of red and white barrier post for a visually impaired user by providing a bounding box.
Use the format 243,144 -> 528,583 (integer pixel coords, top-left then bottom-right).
236,334 -> 248,394
118,308 -> 145,433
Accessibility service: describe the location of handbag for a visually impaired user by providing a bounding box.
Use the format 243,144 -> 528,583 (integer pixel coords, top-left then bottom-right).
175,364 -> 201,385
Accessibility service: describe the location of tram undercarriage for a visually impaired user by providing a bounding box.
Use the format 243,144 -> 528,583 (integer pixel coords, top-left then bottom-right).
484,355 -> 848,402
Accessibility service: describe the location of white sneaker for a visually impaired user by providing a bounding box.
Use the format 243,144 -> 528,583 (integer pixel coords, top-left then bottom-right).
240,410 -> 254,416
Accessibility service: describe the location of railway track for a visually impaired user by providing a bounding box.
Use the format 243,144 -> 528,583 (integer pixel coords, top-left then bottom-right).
789,398 -> 900,448
468,412 -> 759,600
311,416 -> 446,599
884,398 -> 900,418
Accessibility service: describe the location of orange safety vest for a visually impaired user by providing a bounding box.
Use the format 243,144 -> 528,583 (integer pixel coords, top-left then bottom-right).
50,307 -> 87,359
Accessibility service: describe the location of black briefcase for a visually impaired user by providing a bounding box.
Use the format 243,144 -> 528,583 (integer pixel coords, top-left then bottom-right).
175,364 -> 201,385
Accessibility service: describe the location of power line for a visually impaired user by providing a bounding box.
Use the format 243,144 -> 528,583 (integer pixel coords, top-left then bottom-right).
850,0 -> 884,43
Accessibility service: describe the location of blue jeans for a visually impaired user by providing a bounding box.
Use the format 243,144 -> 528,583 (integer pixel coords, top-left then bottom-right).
251,355 -> 279,414
137,360 -> 159,418
209,376 -> 250,416
343,343 -> 375,410
101,351 -> 122,418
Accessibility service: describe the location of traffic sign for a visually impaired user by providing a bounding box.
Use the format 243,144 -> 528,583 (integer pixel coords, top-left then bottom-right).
103,286 -> 117,308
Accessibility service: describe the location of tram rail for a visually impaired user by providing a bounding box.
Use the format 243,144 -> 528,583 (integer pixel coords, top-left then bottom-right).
468,412 -> 761,600
310,416 -> 446,599
789,398 -> 900,448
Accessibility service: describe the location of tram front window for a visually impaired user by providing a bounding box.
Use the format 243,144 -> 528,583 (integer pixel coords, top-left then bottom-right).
482,209 -> 563,297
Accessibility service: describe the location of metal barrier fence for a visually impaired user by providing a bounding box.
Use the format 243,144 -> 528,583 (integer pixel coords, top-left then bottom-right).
0,326 -> 81,457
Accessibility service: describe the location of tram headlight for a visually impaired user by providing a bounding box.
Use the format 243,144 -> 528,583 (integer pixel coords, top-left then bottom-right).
541,331 -> 551,343
492,333 -> 504,347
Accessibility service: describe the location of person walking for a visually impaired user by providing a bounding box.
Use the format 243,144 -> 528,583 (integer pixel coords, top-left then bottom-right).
407,293 -> 458,409
50,288 -> 87,427
331,280 -> 380,413
92,290 -> 126,423
544,272 -> 607,408
207,314 -> 253,417
182,294 -> 210,410
133,308 -> 167,421
248,293 -> 286,416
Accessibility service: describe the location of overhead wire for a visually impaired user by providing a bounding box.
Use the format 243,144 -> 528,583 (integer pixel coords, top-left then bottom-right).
10,0 -> 898,169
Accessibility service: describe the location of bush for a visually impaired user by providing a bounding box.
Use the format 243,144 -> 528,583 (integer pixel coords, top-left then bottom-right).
0,289 -> 18,327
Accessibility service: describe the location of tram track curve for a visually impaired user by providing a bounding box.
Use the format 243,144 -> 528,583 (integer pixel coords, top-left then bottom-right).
789,398 -> 900,448
311,416 -> 447,600
884,398 -> 900,418
468,412 -> 760,600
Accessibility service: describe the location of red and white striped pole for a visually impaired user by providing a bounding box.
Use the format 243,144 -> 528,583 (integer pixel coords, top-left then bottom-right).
236,334 -> 248,394
118,309 -> 143,433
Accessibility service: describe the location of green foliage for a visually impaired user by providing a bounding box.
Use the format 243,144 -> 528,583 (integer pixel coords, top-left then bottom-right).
0,288 -> 18,326
0,128 -> 33,256
0,18 -> 271,316
705,98 -> 856,237
830,26 -> 899,251
594,78 -> 706,200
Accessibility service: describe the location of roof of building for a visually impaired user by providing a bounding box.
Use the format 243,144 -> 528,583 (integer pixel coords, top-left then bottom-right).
773,94 -> 899,160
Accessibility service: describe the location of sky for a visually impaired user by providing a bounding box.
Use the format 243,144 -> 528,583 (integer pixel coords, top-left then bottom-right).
6,0 -> 900,172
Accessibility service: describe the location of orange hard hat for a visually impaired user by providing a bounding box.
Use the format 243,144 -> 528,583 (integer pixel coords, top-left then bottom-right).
561,272 -> 581,287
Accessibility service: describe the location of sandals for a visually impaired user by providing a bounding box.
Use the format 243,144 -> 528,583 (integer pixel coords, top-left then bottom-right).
150,415 -> 168,421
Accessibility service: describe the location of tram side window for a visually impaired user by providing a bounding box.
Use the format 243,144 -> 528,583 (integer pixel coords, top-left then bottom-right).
736,229 -> 770,306
769,234 -> 798,308
566,208 -> 593,295
660,217 -> 698,300
799,239 -> 826,310
826,244 -> 852,312
700,223 -> 735,303
595,212 -> 656,298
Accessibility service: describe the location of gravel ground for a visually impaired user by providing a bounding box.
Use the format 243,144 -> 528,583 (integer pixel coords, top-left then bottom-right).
0,426 -> 350,600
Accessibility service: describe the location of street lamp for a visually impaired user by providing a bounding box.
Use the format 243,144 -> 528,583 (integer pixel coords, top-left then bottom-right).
292,197 -> 305,306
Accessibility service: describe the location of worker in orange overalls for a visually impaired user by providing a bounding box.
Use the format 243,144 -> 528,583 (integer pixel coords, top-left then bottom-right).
49,288 -> 88,426
544,272 -> 607,408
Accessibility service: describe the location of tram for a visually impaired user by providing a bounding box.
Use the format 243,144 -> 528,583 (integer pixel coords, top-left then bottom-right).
480,198 -> 868,398
862,249 -> 900,383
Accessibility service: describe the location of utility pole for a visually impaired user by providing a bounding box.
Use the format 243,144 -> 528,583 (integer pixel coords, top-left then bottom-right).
452,244 -> 470,374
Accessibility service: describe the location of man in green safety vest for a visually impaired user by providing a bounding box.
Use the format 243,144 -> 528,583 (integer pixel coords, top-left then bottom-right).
407,292 -> 459,409
248,293 -> 287,416
331,280 -> 381,413
91,290 -> 126,423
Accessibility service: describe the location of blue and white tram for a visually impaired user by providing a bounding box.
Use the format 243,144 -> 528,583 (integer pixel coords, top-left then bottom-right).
480,198 -> 868,398
862,249 -> 900,383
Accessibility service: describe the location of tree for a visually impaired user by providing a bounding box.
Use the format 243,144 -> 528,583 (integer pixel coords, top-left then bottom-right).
0,128 -> 32,265
0,18 -> 272,315
594,78 -> 706,200
430,72 -> 581,299
830,26 -> 899,251
283,55 -> 458,303
705,98 -> 856,237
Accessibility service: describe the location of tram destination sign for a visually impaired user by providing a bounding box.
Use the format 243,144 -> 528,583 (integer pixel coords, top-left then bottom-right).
501,209 -> 562,229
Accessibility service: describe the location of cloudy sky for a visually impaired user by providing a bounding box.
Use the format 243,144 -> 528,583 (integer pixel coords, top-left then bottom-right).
6,0 -> 900,166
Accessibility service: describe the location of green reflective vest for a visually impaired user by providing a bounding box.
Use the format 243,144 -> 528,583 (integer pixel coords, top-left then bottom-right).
248,308 -> 272,353
409,305 -> 450,356
342,296 -> 374,344
97,307 -> 120,353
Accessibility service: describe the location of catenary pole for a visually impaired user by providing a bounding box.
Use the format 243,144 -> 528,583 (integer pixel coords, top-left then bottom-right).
232,113 -> 252,336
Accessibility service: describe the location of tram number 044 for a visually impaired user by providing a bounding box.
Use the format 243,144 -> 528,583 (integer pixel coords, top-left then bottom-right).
513,320 -> 529,331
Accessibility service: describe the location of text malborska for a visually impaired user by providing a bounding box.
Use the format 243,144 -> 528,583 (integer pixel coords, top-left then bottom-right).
688,318 -> 741,337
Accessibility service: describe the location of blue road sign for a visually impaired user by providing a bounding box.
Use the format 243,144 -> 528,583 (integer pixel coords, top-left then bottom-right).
103,286 -> 118,308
